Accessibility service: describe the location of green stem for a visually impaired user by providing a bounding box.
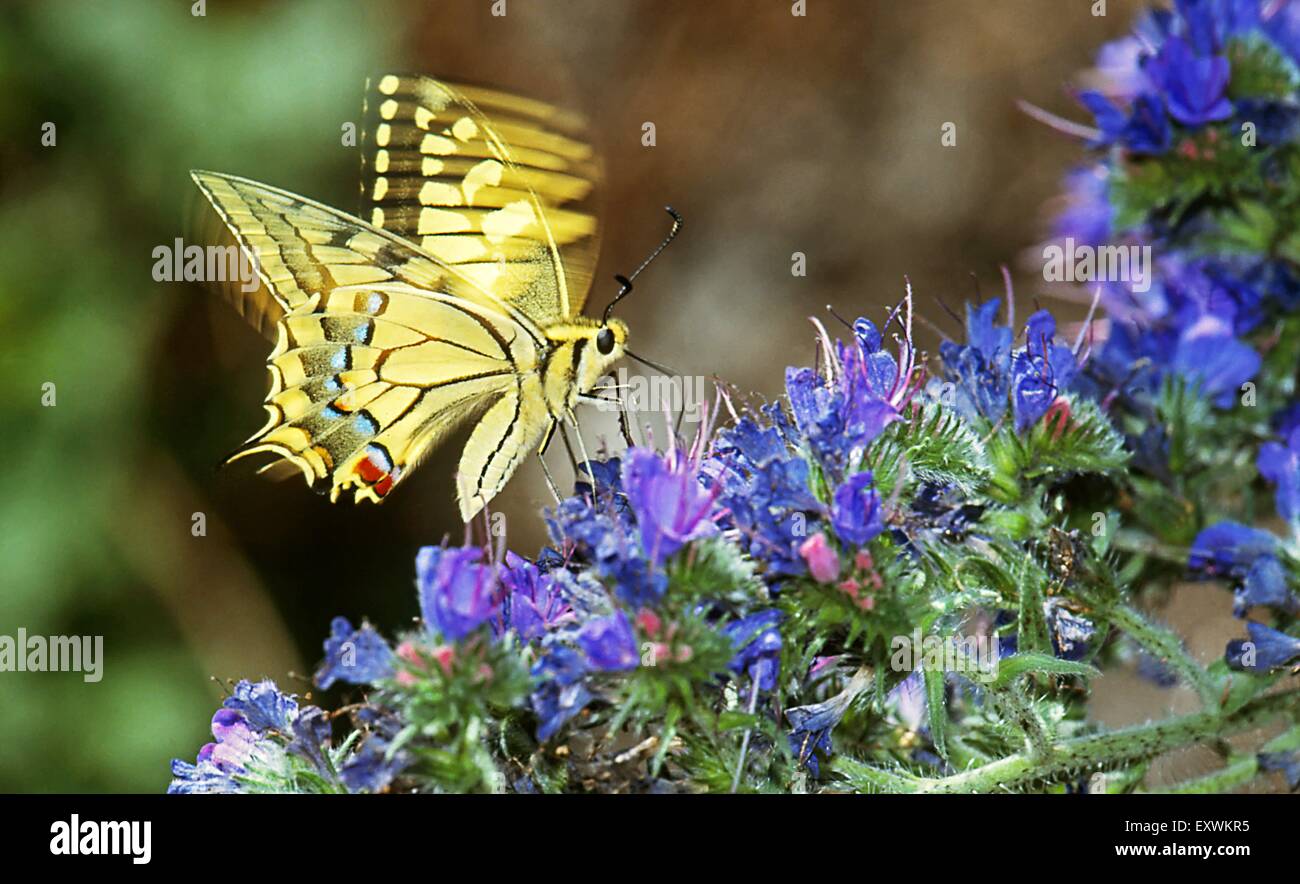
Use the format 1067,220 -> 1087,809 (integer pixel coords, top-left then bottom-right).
1162,756 -> 1259,794
910,688 -> 1299,793
1111,529 -> 1190,567
1108,603 -> 1220,709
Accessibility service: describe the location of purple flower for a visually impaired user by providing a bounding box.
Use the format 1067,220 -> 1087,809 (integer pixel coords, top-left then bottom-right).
416,545 -> 500,642
548,484 -> 668,607
709,414 -> 825,577
315,617 -> 394,689
496,552 -> 574,642
1143,36 -> 1232,126
831,471 -> 884,546
622,446 -> 719,565
168,680 -> 329,794
1258,426 -> 1300,525
578,611 -> 639,671
723,610 -> 784,691
1226,620 -> 1300,671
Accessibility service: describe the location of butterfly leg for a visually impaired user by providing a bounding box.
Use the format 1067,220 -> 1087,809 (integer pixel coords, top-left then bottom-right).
537,419 -> 563,505
578,383 -> 635,449
565,410 -> 597,491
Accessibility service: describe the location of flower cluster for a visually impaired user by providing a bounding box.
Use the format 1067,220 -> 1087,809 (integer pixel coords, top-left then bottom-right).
1056,0 -> 1300,411
167,0 -> 1300,794
1046,0 -> 1300,696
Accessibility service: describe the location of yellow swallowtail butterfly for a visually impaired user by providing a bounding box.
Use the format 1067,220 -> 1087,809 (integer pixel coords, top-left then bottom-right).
191,74 -> 679,521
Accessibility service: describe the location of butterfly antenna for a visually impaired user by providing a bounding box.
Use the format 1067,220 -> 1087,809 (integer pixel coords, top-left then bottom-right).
625,349 -> 679,376
603,206 -> 684,323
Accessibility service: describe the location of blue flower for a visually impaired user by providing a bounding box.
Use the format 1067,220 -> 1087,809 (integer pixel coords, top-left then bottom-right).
288,706 -> 333,777
416,545 -> 500,641
496,552 -> 575,642
1258,427 -> 1300,526
622,446 -> 719,565
548,487 -> 668,607
938,298 -> 1012,424
223,678 -> 298,732
1079,91 -> 1173,154
786,697 -> 845,778
168,680 -> 328,794
710,415 -> 825,577
340,707 -> 410,793
1233,555 -> 1299,618
831,471 -> 884,546
1143,36 -> 1233,126
1170,319 -> 1260,408
1226,620 -> 1300,671
1264,0 -> 1300,64
1011,310 -> 1079,432
530,647 -> 592,741
723,610 -> 784,691
1188,521 -> 1279,575
578,610 -> 640,672
315,617 -> 394,689
1053,166 -> 1114,246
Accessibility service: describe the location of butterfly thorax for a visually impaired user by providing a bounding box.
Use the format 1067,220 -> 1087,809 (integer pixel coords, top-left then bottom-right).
540,317 -> 628,416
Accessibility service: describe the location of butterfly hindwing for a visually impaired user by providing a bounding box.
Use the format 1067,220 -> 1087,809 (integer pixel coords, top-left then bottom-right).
360,74 -> 602,322
455,374 -> 552,521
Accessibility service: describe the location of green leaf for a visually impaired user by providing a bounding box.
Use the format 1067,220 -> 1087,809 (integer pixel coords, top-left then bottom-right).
867,402 -> 990,498
922,664 -> 950,760
988,653 -> 1098,689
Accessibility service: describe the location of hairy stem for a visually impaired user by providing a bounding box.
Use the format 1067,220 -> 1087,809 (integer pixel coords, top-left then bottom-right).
1108,603 -> 1220,709
910,689 -> 1300,793
1162,756 -> 1259,794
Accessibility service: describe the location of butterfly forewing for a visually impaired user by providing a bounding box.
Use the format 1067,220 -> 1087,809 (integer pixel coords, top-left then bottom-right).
360,74 -> 603,322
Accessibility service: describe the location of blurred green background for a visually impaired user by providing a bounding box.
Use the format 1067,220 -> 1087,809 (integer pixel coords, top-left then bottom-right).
2,0 -> 1209,792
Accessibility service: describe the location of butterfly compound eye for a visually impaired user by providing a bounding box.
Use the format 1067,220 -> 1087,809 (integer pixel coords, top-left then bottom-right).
596,327 -> 615,355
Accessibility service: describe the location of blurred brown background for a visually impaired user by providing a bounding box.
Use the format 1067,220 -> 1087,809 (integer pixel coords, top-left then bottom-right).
6,0 -> 1245,793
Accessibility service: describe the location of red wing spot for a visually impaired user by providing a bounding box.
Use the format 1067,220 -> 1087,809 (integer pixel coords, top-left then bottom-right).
356,455 -> 385,485
356,452 -> 394,497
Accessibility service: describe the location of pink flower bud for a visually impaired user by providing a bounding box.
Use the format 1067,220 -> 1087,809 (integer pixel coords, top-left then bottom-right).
799,532 -> 841,584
